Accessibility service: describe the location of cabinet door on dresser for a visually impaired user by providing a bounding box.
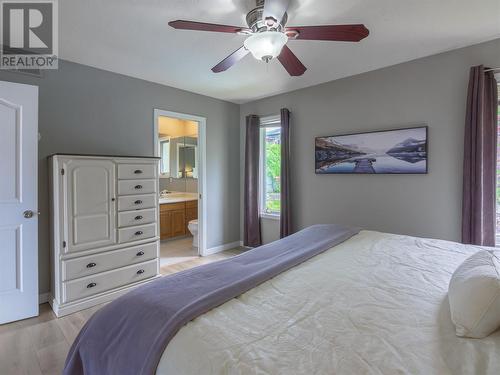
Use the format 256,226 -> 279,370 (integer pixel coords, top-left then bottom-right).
60,158 -> 117,253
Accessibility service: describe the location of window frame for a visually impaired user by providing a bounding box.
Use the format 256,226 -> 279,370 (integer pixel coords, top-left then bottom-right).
259,115 -> 281,220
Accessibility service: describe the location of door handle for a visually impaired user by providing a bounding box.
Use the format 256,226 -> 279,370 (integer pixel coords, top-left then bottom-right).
23,210 -> 35,218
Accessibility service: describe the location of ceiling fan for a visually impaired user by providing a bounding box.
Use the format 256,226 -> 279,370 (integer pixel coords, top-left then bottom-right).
168,0 -> 369,76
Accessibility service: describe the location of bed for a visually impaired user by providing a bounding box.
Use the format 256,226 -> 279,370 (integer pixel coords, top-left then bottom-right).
65,226 -> 500,375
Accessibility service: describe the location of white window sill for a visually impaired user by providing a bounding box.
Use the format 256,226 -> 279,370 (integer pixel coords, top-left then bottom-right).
260,213 -> 280,221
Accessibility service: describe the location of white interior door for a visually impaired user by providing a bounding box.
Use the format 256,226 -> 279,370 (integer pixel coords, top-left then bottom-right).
0,81 -> 38,324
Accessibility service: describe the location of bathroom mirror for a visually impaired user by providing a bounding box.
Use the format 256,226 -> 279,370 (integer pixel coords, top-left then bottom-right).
177,142 -> 197,179
159,136 -> 198,190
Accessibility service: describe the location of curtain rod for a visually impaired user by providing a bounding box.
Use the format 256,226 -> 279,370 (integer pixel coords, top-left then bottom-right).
484,67 -> 500,72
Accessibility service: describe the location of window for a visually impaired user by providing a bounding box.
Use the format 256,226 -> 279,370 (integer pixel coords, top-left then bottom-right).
159,137 -> 170,176
260,117 -> 281,218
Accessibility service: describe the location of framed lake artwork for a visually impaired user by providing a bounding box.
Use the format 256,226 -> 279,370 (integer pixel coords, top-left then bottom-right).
315,125 -> 428,174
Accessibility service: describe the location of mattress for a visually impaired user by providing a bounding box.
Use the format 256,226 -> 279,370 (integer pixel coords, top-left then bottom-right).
156,230 -> 500,374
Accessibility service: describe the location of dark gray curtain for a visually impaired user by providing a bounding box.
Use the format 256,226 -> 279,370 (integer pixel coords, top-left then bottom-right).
244,115 -> 262,247
462,65 -> 498,246
280,108 -> 291,238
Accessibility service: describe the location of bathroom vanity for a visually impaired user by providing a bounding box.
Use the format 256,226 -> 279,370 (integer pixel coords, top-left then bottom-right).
159,194 -> 197,240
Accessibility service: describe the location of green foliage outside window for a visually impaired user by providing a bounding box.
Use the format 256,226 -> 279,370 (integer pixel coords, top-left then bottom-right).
266,142 -> 281,193
265,141 -> 281,213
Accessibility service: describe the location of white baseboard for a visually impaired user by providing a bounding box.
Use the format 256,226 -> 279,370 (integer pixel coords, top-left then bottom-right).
204,240 -> 243,256
39,292 -> 50,304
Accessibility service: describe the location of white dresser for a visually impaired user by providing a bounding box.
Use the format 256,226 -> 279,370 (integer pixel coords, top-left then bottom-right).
49,154 -> 161,317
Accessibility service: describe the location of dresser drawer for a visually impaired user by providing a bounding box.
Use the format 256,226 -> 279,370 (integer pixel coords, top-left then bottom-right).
63,259 -> 157,303
118,194 -> 156,211
118,208 -> 157,228
118,163 -> 156,180
118,223 -> 157,243
62,242 -> 158,281
118,179 -> 156,196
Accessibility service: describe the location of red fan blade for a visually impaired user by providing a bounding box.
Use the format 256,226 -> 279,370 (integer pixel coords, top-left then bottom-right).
287,24 -> 369,42
211,46 -> 250,73
263,0 -> 290,24
169,20 -> 249,34
277,45 -> 306,76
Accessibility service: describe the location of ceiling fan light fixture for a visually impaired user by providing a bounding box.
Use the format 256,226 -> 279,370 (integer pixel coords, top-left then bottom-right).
244,31 -> 288,62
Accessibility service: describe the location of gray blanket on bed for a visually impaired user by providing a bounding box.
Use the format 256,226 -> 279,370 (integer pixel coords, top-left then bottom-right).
63,224 -> 360,375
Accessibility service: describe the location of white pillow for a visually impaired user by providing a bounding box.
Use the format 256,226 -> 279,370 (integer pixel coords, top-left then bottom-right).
448,250 -> 500,338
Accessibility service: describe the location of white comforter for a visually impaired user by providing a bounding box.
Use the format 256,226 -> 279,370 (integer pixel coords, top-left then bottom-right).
156,231 -> 500,374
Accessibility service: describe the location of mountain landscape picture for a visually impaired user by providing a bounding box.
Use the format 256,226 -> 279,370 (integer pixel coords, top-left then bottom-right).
315,126 -> 428,174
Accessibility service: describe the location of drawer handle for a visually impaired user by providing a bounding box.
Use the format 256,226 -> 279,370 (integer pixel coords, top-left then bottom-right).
134,169 -> 143,174
137,269 -> 145,275
136,251 -> 145,256
86,262 -> 97,268
134,200 -> 143,205
135,231 -> 143,236
87,282 -> 97,288
135,215 -> 143,220
134,185 -> 143,189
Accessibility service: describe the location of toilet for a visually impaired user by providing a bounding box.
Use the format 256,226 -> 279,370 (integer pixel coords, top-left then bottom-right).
188,219 -> 198,248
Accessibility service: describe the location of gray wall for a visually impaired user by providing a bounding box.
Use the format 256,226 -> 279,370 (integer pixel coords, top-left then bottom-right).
0,60 -> 240,295
241,38 -> 500,244
2,38 -> 498,296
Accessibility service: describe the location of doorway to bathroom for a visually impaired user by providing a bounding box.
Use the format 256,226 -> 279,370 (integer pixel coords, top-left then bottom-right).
153,109 -> 206,271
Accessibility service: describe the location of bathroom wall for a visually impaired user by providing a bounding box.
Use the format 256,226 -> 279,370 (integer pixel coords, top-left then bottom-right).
159,178 -> 198,193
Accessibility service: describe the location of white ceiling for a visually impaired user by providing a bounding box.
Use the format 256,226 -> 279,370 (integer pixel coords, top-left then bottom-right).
60,0 -> 500,104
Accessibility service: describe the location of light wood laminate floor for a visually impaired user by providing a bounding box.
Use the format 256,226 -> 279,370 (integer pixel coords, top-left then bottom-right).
0,247 -> 245,375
